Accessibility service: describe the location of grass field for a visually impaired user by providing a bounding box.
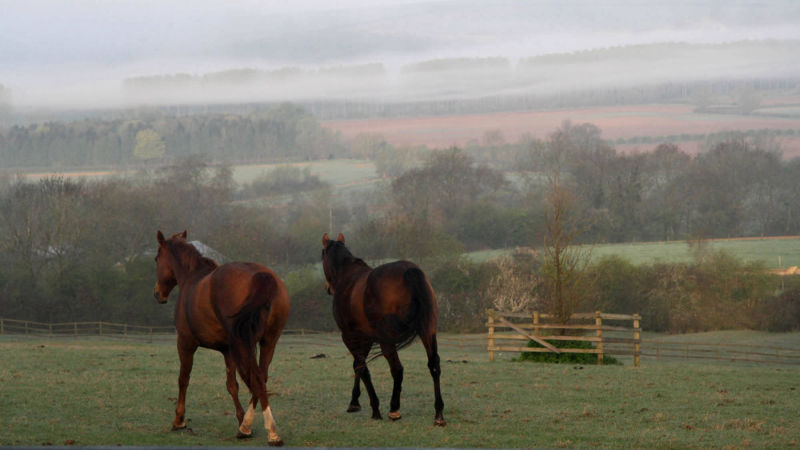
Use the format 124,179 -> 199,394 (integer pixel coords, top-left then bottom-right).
231,159 -> 380,189
18,158 -> 382,191
2,333 -> 799,447
470,236 -> 800,270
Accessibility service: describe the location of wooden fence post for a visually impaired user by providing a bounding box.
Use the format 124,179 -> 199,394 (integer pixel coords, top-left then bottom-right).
633,314 -> 640,367
0,318 -> 4,335
99,322 -> 103,336
487,309 -> 495,362
595,311 -> 603,365
533,311 -> 540,338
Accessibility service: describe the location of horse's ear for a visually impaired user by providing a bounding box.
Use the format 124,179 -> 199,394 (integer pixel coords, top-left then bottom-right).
157,230 -> 165,245
322,233 -> 330,247
337,233 -> 345,244
180,230 -> 187,239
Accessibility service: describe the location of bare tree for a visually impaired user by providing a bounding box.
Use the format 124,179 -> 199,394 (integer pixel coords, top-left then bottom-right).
539,168 -> 595,325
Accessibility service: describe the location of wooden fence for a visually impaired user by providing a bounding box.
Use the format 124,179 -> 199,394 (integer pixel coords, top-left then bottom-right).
0,318 -> 176,338
486,310 -> 641,366
0,318 -> 328,340
640,339 -> 800,365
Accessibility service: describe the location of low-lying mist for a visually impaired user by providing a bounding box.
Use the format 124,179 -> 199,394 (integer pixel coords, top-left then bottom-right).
5,41 -> 800,112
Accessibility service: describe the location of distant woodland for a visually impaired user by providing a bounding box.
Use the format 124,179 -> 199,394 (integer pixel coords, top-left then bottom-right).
2,114 -> 800,333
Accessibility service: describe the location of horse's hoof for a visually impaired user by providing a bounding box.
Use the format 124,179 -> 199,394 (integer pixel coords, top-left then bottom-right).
237,430 -> 253,439
434,417 -> 447,427
388,411 -> 402,421
347,404 -> 361,413
268,439 -> 284,447
371,413 -> 383,420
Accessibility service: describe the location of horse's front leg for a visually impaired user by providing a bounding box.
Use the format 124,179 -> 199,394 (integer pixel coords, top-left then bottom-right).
173,339 -> 198,430
222,350 -> 245,426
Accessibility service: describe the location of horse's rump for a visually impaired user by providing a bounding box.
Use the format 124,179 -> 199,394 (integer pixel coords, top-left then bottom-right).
365,265 -> 436,361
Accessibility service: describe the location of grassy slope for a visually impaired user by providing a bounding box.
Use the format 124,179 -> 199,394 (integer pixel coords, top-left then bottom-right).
470,237 -> 800,270
2,333 -> 799,448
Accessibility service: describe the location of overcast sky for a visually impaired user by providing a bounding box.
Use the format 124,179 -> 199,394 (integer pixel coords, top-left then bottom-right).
2,0 -> 800,108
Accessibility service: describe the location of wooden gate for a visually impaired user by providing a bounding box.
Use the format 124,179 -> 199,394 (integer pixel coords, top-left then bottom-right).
486,310 -> 641,366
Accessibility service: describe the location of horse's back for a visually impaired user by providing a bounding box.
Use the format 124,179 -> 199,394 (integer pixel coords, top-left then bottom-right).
366,260 -> 420,313
211,263 -> 289,320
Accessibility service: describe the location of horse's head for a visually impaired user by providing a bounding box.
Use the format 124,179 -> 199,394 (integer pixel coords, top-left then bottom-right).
321,232 -> 346,295
153,230 -> 186,303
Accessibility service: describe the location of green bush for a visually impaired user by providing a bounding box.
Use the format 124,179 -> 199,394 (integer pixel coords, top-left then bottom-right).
513,339 -> 620,365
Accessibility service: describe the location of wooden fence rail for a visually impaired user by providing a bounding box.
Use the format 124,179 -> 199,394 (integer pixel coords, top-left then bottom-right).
0,318 -> 176,338
487,310 -> 641,366
0,318 -> 330,339
640,339 -> 800,365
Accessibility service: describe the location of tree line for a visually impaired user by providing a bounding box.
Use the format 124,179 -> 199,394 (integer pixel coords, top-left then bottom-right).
0,103 -> 345,168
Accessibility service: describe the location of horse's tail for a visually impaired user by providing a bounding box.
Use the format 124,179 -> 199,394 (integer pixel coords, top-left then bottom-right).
403,266 -> 437,343
229,272 -> 278,391
231,271 -> 277,348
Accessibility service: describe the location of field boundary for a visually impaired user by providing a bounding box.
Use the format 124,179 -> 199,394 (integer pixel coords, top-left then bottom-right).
0,318 -> 327,340
4,317 -> 799,366
640,339 -> 800,365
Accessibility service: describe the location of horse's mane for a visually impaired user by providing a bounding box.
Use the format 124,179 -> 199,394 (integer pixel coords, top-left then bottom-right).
168,239 -> 219,273
326,241 -> 369,277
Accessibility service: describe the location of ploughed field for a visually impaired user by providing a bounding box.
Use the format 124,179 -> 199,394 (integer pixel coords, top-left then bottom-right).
323,102 -> 800,158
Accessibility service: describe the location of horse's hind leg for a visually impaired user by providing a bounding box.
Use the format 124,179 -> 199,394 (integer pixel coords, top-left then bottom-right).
222,350 -> 245,426
380,343 -> 404,421
420,332 -> 445,426
233,342 -> 283,446
347,371 -> 361,412
173,339 -> 197,430
259,337 -> 283,446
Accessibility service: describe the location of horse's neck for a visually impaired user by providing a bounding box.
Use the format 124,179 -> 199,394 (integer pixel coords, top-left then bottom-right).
171,253 -> 217,286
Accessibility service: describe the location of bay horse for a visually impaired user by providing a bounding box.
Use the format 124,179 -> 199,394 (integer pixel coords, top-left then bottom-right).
153,230 -> 290,446
321,233 -> 445,426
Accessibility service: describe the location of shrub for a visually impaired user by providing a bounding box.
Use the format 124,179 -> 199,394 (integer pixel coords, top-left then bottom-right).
513,339 -> 620,365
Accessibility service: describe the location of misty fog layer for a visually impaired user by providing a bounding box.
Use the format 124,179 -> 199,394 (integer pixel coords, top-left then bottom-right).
2,0 -> 800,109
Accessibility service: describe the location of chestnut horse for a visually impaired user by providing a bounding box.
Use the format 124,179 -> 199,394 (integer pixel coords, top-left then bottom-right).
321,233 -> 445,426
153,230 -> 290,446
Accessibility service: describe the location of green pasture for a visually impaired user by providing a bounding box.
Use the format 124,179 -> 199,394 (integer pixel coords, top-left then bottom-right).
231,159 -> 380,189
16,158 -> 381,192
2,333 -> 799,448
470,237 -> 800,270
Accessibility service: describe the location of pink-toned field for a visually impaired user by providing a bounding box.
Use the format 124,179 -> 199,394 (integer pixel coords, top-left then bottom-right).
323,103 -> 800,158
